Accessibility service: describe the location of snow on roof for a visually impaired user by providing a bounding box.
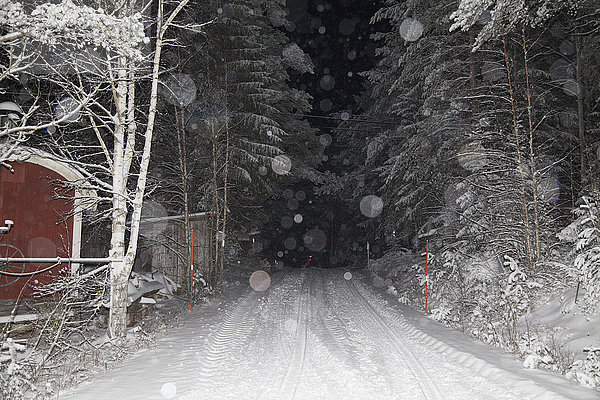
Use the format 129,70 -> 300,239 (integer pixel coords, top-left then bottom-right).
0,101 -> 23,115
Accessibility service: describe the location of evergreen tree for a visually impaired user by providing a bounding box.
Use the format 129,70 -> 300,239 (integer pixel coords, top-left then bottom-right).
150,0 -> 321,282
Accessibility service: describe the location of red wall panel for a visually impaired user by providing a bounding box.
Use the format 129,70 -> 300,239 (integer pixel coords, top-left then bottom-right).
0,162 -> 74,299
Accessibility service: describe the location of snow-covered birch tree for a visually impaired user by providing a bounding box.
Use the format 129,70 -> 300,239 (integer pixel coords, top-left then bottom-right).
106,0 -> 194,339
0,0 -> 199,338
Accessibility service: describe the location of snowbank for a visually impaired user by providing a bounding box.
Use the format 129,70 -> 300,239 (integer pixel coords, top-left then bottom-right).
365,249 -> 600,393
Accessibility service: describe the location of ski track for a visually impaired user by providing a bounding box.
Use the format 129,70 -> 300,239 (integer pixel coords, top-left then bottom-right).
63,268 -> 598,400
344,277 -> 443,400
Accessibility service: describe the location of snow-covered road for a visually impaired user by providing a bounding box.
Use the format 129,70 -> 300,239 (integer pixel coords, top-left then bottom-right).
63,268 -> 598,400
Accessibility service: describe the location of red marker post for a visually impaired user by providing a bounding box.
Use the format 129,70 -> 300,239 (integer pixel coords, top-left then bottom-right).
425,240 -> 429,314
190,229 -> 194,311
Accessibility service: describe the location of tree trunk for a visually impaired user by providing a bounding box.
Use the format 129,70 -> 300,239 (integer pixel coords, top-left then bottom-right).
522,25 -> 541,261
502,35 -> 534,269
108,52 -> 129,339
211,125 -> 221,286
469,29 -> 479,113
219,57 -> 231,280
575,35 -> 586,190
108,265 -> 128,337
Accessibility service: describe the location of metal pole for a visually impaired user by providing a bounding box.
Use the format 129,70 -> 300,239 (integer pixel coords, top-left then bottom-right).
0,258 -> 122,263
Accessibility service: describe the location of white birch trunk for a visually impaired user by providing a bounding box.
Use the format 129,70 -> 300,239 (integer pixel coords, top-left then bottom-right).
108,53 -> 130,339
108,0 -> 189,338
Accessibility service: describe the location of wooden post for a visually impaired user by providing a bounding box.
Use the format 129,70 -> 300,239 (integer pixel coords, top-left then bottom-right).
190,229 -> 194,311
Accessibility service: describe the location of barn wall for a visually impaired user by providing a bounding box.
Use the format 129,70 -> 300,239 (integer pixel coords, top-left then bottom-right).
0,162 -> 75,299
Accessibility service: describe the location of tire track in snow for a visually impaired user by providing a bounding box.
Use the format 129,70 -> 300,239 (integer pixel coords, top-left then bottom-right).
196,290 -> 258,381
276,270 -> 312,400
307,270 -> 390,396
187,269 -> 293,399
312,271 -> 368,372
274,270 -> 305,358
323,271 -> 420,393
70,268 -> 584,400
197,269 -> 290,377
345,278 -> 443,400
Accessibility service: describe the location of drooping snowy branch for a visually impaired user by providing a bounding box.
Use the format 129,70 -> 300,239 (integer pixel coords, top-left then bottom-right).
449,0 -> 569,50
449,0 -> 495,33
0,0 -> 149,60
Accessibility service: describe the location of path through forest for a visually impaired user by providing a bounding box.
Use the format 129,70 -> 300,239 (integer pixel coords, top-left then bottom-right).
62,268 -> 598,400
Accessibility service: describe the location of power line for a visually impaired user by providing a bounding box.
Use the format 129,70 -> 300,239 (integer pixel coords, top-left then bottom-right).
278,111 -> 402,125
309,124 -> 397,132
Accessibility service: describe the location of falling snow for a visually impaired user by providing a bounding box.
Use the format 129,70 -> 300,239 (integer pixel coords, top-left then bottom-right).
4,0 -> 600,398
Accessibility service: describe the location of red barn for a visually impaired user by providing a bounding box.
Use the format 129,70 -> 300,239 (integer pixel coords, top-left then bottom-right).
0,147 -> 89,299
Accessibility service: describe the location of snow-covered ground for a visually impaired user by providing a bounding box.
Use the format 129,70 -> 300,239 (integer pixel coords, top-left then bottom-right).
61,268 -> 598,400
367,249 -> 600,389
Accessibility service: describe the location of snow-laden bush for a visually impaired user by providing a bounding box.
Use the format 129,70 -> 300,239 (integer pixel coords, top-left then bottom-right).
0,338 -> 36,399
566,347 -> 600,389
413,249 -> 543,350
424,250 -> 501,342
500,255 -> 543,348
371,246 -> 545,351
519,330 -> 561,372
573,196 -> 600,315
517,322 -> 578,376
426,250 -> 469,328
522,347 -> 554,370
